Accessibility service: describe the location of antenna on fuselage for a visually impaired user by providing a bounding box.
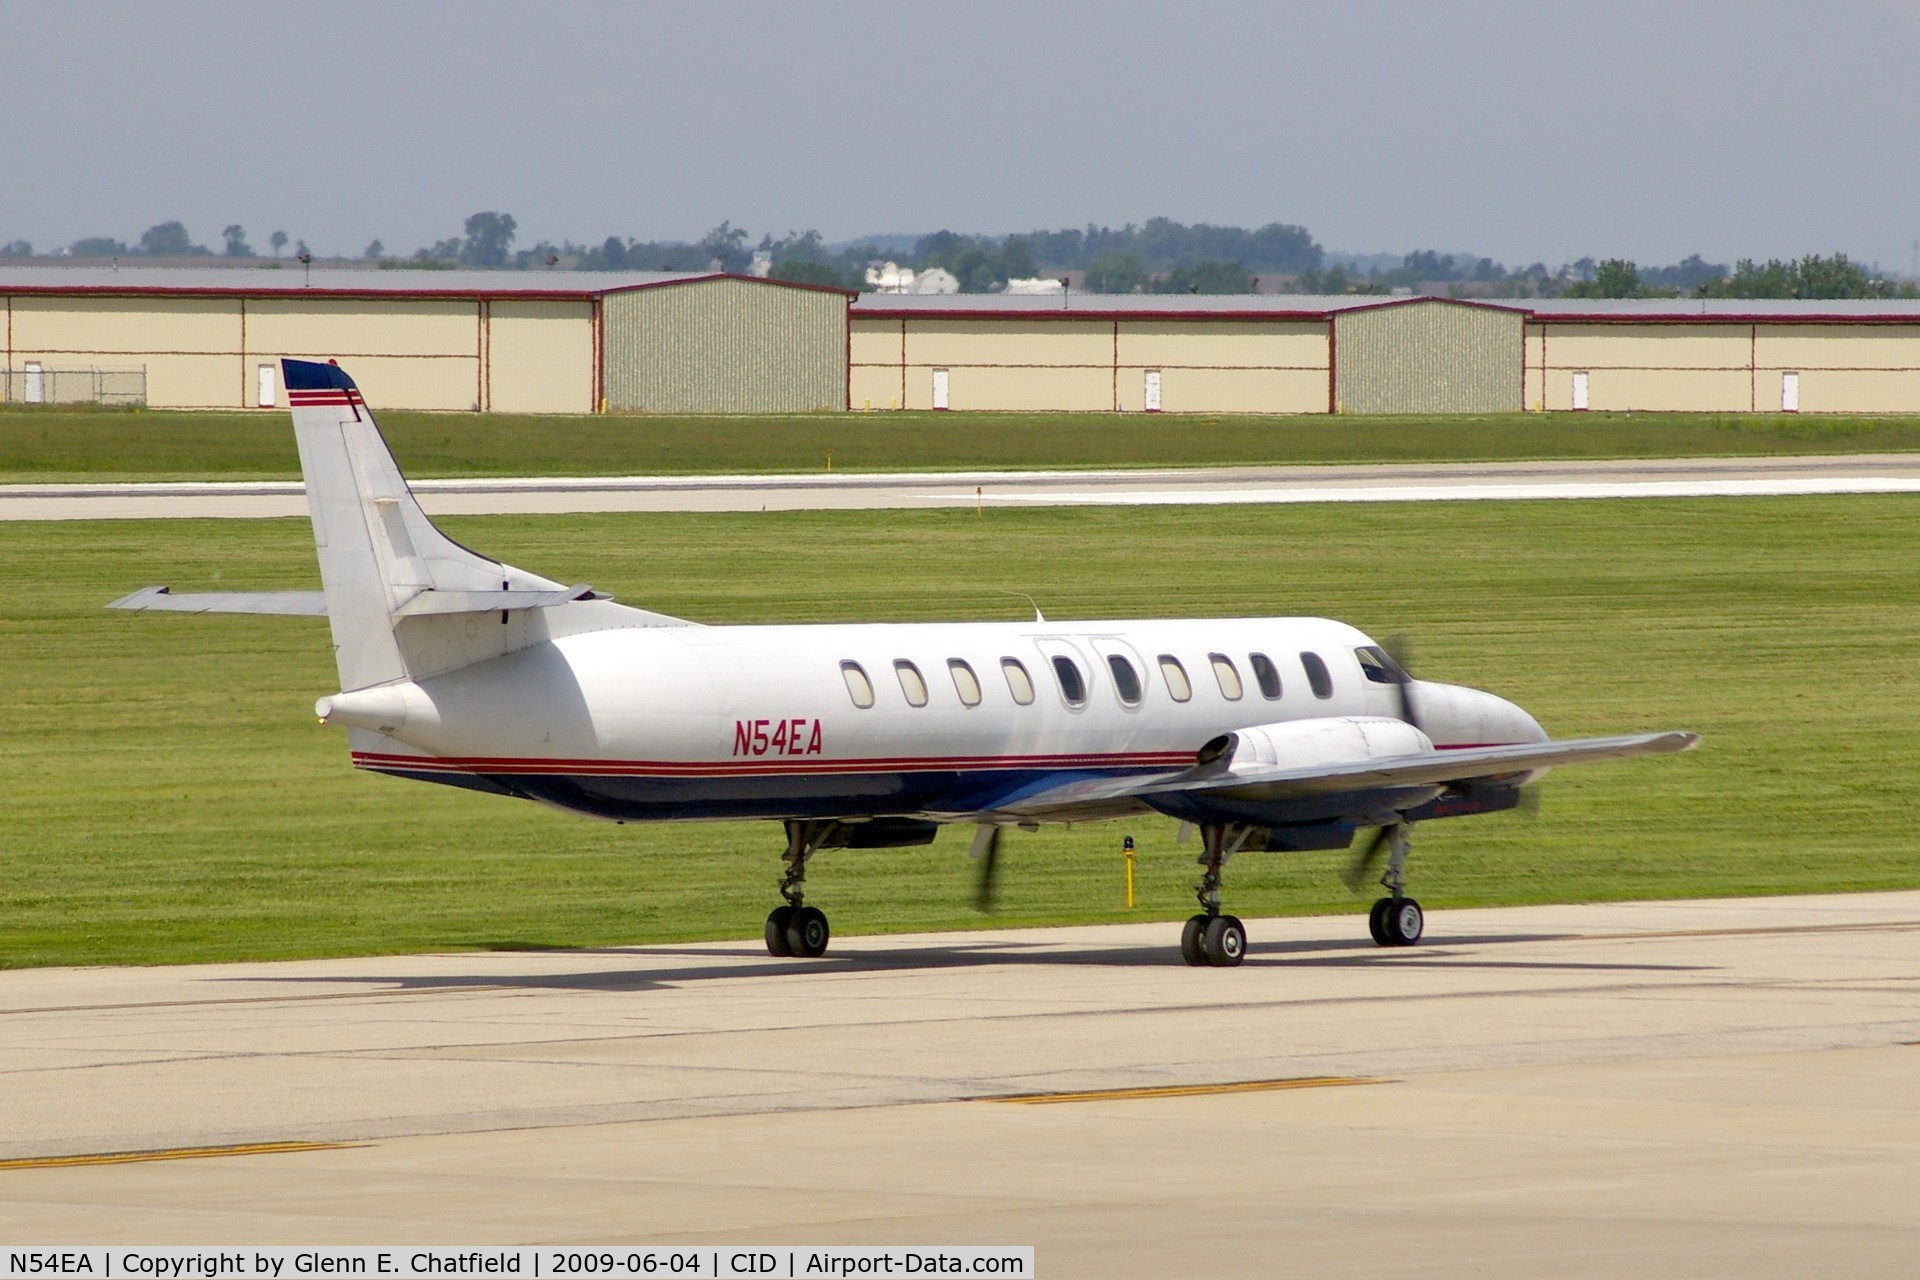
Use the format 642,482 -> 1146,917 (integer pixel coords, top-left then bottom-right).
1000,591 -> 1045,623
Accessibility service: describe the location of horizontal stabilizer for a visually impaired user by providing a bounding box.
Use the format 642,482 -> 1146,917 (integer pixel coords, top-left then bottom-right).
108,586 -> 329,616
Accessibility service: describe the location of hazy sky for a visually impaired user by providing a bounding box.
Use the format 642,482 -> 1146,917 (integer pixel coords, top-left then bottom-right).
6,0 -> 1918,271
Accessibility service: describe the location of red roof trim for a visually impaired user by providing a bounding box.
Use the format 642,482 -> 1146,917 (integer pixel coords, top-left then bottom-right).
0,283 -> 608,302
599,272 -> 858,300
0,272 -> 857,304
1534,311 -> 1920,326
853,307 -> 1339,322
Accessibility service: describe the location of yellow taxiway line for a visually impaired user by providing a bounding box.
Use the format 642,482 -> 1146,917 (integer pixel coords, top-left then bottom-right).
984,1076 -> 1383,1105
0,1140 -> 364,1171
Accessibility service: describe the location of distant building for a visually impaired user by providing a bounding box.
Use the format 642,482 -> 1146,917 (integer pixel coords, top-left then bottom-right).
0,267 -> 852,413
863,262 -> 958,295
8,266 -> 1920,415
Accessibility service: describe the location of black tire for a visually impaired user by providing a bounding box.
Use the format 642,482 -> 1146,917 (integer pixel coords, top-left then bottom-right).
765,906 -> 795,957
786,905 -> 830,958
1180,914 -> 1209,966
1384,897 -> 1424,947
1368,898 -> 1391,947
1202,914 -> 1246,967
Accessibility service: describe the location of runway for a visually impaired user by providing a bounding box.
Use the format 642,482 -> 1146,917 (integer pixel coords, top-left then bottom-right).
4,892 -> 1918,1275
7,453 -> 1920,519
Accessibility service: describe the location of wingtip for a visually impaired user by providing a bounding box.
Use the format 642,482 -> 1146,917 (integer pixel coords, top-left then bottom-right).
105,585 -> 169,611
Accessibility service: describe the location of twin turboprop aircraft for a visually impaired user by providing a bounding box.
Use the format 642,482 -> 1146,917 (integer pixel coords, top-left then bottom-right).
112,358 -> 1698,966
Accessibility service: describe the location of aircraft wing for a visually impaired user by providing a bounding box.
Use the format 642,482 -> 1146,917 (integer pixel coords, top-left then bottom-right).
975,731 -> 1699,821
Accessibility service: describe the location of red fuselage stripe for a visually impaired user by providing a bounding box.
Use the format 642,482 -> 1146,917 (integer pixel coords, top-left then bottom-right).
352,750 -> 1195,777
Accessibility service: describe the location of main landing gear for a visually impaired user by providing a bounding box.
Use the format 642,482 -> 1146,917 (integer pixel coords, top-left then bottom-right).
765,819 -> 831,958
1365,823 -> 1424,948
1180,823 -> 1253,968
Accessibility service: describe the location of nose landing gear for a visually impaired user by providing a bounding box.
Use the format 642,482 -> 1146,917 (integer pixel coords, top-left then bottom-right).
1365,823 -> 1423,947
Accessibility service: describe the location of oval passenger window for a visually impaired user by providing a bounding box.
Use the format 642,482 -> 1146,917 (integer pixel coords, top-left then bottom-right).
1051,655 -> 1088,706
1209,653 -> 1243,700
1159,655 -> 1192,702
895,660 -> 929,707
1107,654 -> 1142,705
1249,652 -> 1282,700
1300,651 -> 1334,699
840,661 -> 875,709
949,659 -> 982,707
1001,658 -> 1035,706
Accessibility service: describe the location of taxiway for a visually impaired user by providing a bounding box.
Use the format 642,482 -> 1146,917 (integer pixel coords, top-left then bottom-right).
6,453 -> 1920,519
3,892 -> 1918,1276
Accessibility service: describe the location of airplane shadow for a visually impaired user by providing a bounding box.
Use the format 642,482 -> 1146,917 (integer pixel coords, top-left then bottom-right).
230,930 -> 1707,996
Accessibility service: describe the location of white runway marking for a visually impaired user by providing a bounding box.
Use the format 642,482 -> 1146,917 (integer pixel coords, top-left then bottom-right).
977,476 -> 1920,505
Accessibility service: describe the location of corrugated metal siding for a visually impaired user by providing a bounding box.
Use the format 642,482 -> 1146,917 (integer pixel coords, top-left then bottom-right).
602,278 -> 846,412
1334,301 -> 1521,414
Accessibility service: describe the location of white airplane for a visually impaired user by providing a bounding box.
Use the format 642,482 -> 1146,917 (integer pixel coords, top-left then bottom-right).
113,358 -> 1698,966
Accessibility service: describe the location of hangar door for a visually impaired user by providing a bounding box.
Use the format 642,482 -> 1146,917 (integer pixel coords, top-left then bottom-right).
1333,300 -> 1522,414
600,278 -> 848,413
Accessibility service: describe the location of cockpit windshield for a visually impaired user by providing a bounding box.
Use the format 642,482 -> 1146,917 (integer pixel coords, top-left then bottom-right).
1355,645 -> 1407,685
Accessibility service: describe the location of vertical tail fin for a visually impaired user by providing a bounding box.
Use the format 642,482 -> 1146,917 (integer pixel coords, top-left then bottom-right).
284,359 -> 565,690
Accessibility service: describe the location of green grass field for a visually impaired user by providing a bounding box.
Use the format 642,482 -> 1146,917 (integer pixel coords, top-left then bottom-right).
4,496 -> 1917,968
6,404 -> 1920,482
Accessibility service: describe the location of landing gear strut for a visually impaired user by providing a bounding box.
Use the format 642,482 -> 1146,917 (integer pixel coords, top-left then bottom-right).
1366,823 -> 1423,947
1180,823 -> 1251,968
765,819 -> 832,958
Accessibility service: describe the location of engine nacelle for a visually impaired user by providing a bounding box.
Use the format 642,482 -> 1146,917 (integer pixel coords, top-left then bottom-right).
1197,715 -> 1433,777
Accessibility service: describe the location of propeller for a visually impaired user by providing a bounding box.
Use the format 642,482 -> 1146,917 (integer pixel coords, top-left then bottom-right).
970,824 -> 1003,912
1343,822 -> 1400,894
1380,633 -> 1421,732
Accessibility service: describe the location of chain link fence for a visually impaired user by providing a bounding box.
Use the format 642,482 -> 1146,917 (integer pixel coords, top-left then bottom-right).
1,366 -> 147,406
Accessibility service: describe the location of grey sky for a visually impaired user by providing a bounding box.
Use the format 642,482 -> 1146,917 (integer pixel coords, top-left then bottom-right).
6,0 -> 1918,271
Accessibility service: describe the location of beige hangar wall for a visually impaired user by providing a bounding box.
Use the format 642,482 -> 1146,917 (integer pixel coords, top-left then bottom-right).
852,315 -> 1332,413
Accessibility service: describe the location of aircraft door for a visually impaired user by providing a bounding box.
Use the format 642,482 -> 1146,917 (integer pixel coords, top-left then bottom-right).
1031,638 -> 1093,711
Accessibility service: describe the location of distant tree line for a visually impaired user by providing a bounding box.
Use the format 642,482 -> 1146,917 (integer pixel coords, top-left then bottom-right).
8,214 -> 1917,301
1559,253 -> 1916,300
30,221 -> 308,261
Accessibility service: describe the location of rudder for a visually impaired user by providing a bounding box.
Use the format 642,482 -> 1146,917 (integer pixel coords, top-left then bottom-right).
284,358 -> 567,690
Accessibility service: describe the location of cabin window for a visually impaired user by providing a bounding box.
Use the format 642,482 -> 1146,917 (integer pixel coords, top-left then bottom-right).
948,659 -> 982,707
1249,652 -> 1282,700
1301,651 -> 1334,699
1355,645 -> 1403,685
840,661 -> 875,709
1001,657 -> 1035,706
1209,653 -> 1243,701
1051,655 -> 1088,706
1159,655 -> 1192,702
1107,654 -> 1143,706
895,660 -> 929,708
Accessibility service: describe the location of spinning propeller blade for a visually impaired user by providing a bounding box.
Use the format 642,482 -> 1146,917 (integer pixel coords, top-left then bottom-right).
1343,823 -> 1396,894
1381,634 -> 1420,732
972,825 -> 1003,913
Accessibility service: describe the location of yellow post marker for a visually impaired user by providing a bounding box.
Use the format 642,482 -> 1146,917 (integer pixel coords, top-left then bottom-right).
826,449 -> 832,472
1123,834 -> 1135,908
